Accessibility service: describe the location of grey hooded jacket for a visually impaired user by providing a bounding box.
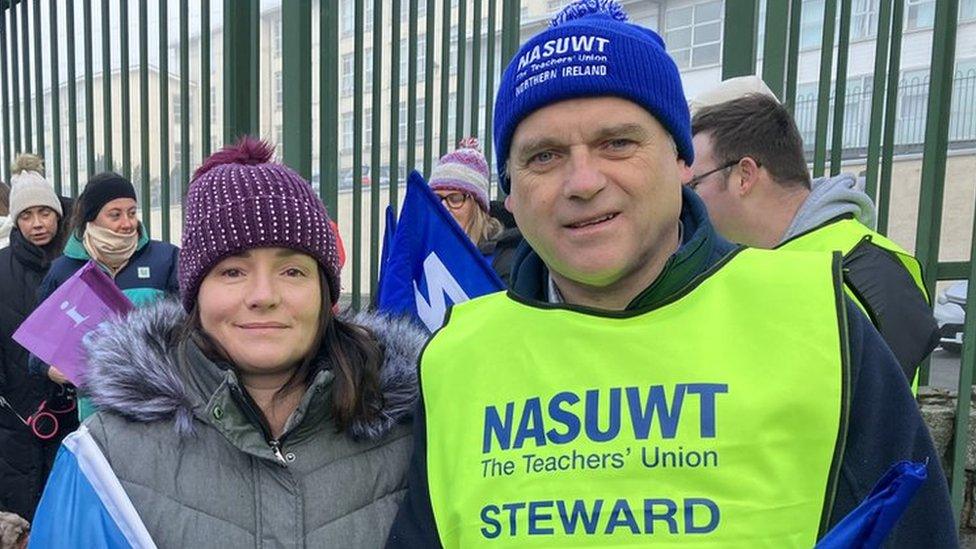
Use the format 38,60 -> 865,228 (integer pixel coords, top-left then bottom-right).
78,299 -> 426,548
780,173 -> 876,243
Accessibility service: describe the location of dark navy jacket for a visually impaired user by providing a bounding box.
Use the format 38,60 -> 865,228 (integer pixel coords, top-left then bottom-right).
386,187 -> 957,548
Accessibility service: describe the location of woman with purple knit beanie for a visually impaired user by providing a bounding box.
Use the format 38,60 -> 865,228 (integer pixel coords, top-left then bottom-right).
30,138 -> 427,547
429,137 -> 522,284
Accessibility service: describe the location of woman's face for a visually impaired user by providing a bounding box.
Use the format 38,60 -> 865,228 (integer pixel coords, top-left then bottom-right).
198,248 -> 323,377
435,190 -> 477,234
94,198 -> 138,235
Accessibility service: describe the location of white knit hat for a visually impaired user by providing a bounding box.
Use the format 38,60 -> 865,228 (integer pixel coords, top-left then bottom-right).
689,75 -> 778,116
8,154 -> 62,220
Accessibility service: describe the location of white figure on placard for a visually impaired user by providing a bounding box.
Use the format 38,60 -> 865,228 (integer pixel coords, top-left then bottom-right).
60,301 -> 90,327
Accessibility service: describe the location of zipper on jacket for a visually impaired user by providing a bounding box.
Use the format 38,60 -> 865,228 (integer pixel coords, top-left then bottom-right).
230,384 -> 292,467
268,439 -> 287,466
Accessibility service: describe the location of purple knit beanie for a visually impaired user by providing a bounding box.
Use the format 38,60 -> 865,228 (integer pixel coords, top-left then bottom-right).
428,137 -> 491,212
178,137 -> 341,311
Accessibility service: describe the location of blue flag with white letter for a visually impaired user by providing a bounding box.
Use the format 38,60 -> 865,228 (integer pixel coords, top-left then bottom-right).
29,425 -> 156,548
376,171 -> 504,331
815,460 -> 927,548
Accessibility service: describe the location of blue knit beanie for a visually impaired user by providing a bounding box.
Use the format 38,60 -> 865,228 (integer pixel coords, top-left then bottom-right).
493,0 -> 693,193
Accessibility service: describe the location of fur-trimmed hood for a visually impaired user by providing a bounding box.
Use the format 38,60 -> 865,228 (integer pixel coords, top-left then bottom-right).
82,298 -> 427,441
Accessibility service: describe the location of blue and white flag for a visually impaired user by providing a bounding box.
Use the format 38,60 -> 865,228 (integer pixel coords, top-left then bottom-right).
29,425 -> 155,549
816,460 -> 927,548
376,171 -> 504,331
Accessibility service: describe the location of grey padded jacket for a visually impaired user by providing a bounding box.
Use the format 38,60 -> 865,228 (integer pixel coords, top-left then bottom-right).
78,298 -> 426,548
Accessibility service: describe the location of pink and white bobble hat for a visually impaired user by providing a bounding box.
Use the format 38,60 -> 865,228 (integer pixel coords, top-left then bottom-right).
178,137 -> 341,311
428,137 -> 491,212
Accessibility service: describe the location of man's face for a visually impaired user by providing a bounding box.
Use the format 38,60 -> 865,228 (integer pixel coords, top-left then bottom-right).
505,97 -> 687,288
689,132 -> 745,243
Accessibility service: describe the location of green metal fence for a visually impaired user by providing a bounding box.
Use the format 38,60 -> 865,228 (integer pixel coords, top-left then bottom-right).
725,0 -> 975,520
0,0 -> 522,308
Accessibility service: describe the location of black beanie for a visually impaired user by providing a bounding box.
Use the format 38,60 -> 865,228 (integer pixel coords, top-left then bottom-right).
81,172 -> 137,222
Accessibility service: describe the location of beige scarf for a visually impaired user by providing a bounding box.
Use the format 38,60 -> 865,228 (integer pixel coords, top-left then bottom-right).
83,222 -> 139,277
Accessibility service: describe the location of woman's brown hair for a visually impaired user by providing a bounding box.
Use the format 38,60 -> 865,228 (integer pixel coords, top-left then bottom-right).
180,268 -> 386,433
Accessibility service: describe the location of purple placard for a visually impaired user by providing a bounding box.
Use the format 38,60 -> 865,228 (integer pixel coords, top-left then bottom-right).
13,261 -> 134,385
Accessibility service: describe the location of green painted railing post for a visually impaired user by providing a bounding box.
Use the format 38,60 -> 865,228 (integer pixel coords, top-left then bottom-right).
829,0 -> 852,176
119,0 -> 131,182
811,0 -> 837,178
784,0 -> 803,111
179,0 -> 189,197
49,0 -> 61,193
66,0 -> 78,196
20,0 -> 31,151
864,0 -> 893,201
139,0 -> 151,232
500,0 -> 520,69
370,0 -> 385,296
721,0 -> 758,80
761,0 -> 790,99
438,0 -> 451,158
32,0 -> 43,157
319,0 -> 338,217
485,0 -> 497,195
951,196 -> 976,520
876,0 -> 904,237
0,7 -> 9,184
282,0 -> 312,179
10,0 -> 20,156
223,0 -> 259,143
200,0 -> 211,158
83,0 -> 95,175
914,0 -> 958,389
423,0 -> 434,176
159,0 -> 170,242
389,0 -> 401,212
352,0 -> 365,310
101,0 -> 112,170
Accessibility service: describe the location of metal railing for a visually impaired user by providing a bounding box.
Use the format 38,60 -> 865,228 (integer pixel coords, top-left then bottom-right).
793,70 -> 976,154
725,0 -> 975,521
0,0 -> 523,309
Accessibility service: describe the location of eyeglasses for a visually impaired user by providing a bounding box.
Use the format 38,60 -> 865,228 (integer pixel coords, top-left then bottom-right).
686,159 -> 742,190
439,192 -> 470,210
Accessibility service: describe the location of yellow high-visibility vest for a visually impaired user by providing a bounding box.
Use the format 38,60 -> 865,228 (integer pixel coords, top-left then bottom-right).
420,248 -> 850,548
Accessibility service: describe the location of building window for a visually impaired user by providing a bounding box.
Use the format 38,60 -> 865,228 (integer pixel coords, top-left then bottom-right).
905,0 -> 935,30
398,102 -> 425,142
342,112 -> 354,151
800,0 -> 825,50
173,92 -> 182,126
342,0 -> 354,35
272,19 -> 281,58
963,0 -> 976,21
274,71 -> 282,106
344,51 -> 373,96
664,1 -> 722,69
547,0 -> 568,14
398,102 -> 408,141
851,0 -> 878,40
400,37 -> 427,85
897,70 -> 929,144
364,108 -> 372,148
401,0 -> 425,19
342,54 -> 354,96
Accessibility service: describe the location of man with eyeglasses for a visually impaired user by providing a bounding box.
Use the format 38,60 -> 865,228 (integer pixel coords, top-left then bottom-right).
387,2 -> 954,547
690,88 -> 938,388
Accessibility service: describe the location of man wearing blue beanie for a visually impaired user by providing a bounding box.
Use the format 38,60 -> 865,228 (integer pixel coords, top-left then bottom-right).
387,1 -> 955,547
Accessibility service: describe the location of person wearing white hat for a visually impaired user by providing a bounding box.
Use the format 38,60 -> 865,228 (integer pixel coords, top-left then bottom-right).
0,154 -> 74,527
